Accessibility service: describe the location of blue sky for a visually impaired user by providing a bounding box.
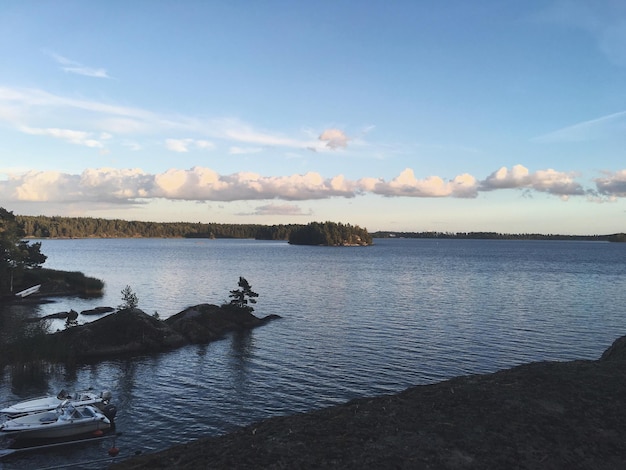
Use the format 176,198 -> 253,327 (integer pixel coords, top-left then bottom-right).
1,0 -> 625,234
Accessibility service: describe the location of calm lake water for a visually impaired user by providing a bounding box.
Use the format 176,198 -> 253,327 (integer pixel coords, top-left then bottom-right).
1,238 -> 626,468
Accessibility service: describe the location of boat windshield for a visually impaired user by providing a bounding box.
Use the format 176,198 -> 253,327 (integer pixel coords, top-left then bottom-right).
59,402 -> 80,419
56,399 -> 71,411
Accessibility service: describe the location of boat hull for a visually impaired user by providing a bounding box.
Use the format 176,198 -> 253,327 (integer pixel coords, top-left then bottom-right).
2,419 -> 111,440
0,405 -> 111,440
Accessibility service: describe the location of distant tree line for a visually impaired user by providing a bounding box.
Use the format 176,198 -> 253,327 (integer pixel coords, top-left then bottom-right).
10,212 -> 626,243
16,214 -> 301,240
15,214 -> 376,243
371,231 -> 626,242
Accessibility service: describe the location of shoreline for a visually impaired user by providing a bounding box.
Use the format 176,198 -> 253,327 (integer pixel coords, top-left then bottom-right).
109,335 -> 626,469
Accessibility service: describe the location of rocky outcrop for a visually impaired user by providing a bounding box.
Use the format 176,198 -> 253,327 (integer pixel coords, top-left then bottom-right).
165,303 -> 281,343
80,306 -> 115,316
2,306 -> 280,365
51,308 -> 187,360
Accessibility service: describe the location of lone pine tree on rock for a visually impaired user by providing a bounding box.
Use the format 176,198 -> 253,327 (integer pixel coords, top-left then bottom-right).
228,277 -> 259,313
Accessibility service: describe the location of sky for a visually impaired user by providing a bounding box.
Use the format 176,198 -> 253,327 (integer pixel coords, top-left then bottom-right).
1,0 -> 625,235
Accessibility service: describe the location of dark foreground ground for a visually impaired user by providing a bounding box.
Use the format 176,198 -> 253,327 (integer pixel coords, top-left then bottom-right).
110,336 -> 626,470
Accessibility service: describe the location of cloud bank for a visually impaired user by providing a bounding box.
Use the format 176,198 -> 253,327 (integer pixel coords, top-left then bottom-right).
0,165 -> 620,206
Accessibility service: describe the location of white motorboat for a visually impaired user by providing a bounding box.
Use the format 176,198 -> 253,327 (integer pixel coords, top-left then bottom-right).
0,401 -> 111,440
0,389 -> 111,418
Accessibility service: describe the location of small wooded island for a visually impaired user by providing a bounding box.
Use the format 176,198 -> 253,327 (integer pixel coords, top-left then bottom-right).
288,222 -> 373,246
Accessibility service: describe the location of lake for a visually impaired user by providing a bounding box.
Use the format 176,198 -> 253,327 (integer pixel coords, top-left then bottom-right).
1,238 -> 626,468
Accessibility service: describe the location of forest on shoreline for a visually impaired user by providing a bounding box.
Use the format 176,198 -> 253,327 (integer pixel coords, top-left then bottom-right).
15,214 -> 626,242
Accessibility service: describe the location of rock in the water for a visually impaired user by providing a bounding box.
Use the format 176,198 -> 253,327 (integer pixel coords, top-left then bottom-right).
81,306 -> 115,316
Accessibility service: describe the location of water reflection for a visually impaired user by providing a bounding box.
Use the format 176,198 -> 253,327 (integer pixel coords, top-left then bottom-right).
116,360 -> 138,404
230,330 -> 255,366
0,304 -> 44,345
228,330 -> 256,394
8,362 -> 51,397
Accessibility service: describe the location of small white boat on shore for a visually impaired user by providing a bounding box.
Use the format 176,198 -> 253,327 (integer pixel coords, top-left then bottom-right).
0,401 -> 111,440
0,389 -> 111,418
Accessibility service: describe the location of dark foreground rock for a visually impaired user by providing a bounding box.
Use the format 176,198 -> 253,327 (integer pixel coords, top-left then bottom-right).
110,335 -> 626,470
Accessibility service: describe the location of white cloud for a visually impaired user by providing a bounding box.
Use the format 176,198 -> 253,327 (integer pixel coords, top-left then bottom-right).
481,165 -> 531,189
11,170 -> 79,202
450,173 -> 480,198
195,140 -> 215,150
19,126 -> 106,148
165,139 -> 191,153
47,52 -> 112,79
480,165 -> 585,196
97,117 -> 150,134
533,110 -> 626,143
0,86 -> 329,151
217,119 -> 311,148
248,203 -> 312,216
165,138 -> 215,152
229,146 -> 263,155
358,168 -> 478,198
595,170 -> 626,197
319,128 -> 349,149
530,168 -> 585,196
0,87 -> 157,131
122,140 -> 142,151
80,167 -> 153,202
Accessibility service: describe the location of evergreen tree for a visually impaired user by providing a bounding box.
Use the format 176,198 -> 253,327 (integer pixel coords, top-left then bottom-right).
228,277 -> 259,312
119,285 -> 139,310
0,208 -> 47,295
